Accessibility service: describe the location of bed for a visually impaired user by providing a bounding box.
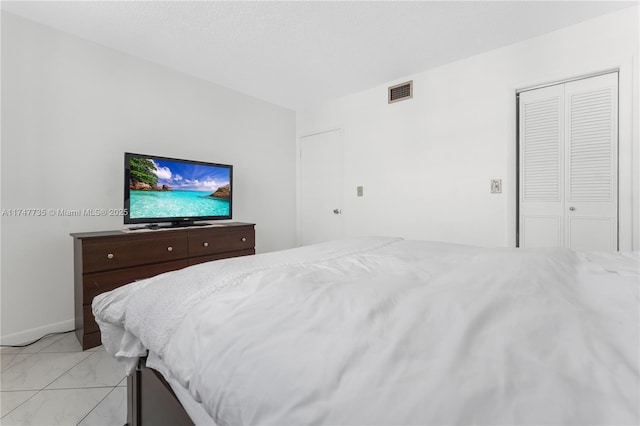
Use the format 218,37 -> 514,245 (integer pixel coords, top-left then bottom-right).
92,237 -> 640,426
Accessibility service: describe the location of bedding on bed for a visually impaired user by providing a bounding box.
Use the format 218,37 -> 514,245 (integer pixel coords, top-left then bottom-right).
93,237 -> 639,425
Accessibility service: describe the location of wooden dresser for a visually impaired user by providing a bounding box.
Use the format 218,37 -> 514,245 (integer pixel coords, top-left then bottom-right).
71,222 -> 255,350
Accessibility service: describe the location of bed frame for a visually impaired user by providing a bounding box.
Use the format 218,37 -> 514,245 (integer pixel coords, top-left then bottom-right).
126,358 -> 195,426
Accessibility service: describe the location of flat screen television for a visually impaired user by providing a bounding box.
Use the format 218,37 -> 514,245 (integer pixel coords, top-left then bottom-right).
124,152 -> 232,228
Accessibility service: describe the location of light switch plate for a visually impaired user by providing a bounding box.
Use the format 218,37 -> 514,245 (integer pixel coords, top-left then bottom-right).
490,179 -> 502,194
357,186 -> 364,197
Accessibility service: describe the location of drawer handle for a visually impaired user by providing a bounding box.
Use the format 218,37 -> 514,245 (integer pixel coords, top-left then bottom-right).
203,242 -> 209,247
167,246 -> 173,252
107,253 -> 114,259
241,237 -> 247,242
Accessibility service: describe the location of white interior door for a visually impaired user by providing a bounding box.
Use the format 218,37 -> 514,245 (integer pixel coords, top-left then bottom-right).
299,129 -> 344,246
519,72 -> 618,251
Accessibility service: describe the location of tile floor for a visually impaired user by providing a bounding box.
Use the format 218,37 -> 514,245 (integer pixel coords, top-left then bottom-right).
1,332 -> 126,426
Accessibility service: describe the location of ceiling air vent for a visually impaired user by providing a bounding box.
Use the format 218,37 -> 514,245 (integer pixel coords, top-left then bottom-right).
388,80 -> 413,104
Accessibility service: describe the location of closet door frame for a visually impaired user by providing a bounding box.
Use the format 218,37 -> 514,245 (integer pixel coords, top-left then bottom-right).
516,69 -> 622,250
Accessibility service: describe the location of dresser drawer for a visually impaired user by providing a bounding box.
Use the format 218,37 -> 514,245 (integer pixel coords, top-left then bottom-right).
83,259 -> 190,304
188,227 -> 255,258
82,233 -> 189,273
188,248 -> 255,266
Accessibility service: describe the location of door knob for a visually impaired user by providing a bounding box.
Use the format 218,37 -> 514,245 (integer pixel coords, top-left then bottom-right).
569,206 -> 576,211
333,209 -> 341,214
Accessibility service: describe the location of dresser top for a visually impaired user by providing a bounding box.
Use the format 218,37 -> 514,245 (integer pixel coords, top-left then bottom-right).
70,222 -> 255,239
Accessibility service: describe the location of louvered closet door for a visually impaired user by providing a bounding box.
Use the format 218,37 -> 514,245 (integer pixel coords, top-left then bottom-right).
519,84 -> 565,248
519,72 -> 618,251
564,73 -> 618,251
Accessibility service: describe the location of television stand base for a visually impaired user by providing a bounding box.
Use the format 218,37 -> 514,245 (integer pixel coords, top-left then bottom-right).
163,221 -> 211,228
128,222 -> 212,230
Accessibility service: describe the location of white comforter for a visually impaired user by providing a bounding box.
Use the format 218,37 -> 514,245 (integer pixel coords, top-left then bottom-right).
93,237 -> 639,425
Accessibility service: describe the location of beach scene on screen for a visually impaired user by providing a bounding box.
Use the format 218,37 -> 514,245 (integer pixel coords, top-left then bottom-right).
129,157 -> 231,218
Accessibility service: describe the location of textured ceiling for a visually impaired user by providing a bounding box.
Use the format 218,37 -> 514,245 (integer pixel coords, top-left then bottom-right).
2,1 -> 636,110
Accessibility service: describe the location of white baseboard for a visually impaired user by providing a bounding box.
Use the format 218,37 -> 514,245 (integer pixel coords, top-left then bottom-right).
0,319 -> 75,346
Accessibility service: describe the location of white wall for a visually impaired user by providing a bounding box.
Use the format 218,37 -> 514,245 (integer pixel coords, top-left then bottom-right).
1,12 -> 297,344
297,6 -> 639,249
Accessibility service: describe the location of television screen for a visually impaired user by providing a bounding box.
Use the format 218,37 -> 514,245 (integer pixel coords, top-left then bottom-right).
124,153 -> 232,227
